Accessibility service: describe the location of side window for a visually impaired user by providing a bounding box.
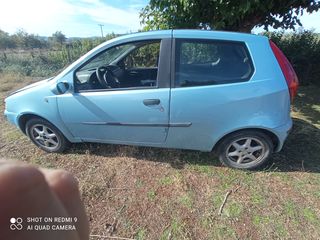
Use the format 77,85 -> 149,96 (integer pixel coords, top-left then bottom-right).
175,39 -> 253,87
75,40 -> 161,92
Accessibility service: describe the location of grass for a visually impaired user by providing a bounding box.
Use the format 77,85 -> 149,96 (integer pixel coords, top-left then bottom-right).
147,190 -> 156,201
136,228 -> 147,240
178,192 -> 194,209
159,176 -> 174,185
1,73 -> 320,239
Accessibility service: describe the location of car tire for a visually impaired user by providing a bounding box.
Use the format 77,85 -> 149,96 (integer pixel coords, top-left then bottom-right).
216,130 -> 273,170
26,118 -> 70,153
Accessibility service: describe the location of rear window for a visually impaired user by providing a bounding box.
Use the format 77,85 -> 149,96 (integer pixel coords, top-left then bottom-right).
175,39 -> 254,87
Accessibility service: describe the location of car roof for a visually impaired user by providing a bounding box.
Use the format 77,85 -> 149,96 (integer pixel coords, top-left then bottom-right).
173,29 -> 265,41
112,29 -> 265,42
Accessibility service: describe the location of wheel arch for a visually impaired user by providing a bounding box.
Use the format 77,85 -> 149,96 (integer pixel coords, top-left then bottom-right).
212,128 -> 279,152
18,113 -> 50,134
18,113 -> 80,143
18,113 -> 69,139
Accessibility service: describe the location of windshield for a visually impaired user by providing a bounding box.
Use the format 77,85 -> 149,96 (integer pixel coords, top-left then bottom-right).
81,44 -> 134,70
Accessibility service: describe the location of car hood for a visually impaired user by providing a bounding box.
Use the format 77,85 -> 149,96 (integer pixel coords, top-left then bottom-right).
8,77 -> 53,96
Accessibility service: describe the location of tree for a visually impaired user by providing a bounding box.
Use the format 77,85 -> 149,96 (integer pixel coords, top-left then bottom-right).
140,0 -> 320,33
50,31 -> 67,47
12,29 -> 29,48
11,29 -> 45,49
0,29 -> 15,49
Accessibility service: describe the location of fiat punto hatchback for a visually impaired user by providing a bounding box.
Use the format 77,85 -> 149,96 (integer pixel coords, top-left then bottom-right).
4,30 -> 298,169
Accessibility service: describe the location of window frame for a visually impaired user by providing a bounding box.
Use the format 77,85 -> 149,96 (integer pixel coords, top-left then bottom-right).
172,38 -> 255,88
73,38 -> 171,93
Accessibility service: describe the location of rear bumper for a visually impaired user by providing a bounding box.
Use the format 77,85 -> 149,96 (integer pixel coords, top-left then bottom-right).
272,119 -> 293,152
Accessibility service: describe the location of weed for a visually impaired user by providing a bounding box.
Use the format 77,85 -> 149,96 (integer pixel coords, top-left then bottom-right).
274,220 -> 288,239
178,192 -> 194,209
251,192 -> 266,205
303,208 -> 319,225
135,179 -> 144,188
211,224 -> 237,240
191,165 -> 213,175
136,228 -> 147,240
147,190 -> 156,201
224,201 -> 243,218
284,200 -> 298,219
159,176 -> 174,185
252,215 -> 270,226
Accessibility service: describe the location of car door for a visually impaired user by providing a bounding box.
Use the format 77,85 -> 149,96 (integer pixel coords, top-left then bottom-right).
57,38 -> 172,144
166,34 -> 255,151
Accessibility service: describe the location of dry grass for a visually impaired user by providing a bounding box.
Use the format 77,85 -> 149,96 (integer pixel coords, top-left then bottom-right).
0,73 -> 320,240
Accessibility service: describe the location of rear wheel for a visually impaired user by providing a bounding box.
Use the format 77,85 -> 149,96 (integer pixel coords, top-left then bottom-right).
216,130 -> 273,170
26,118 -> 69,153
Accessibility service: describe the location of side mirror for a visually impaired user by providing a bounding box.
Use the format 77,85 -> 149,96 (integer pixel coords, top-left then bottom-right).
51,82 -> 70,95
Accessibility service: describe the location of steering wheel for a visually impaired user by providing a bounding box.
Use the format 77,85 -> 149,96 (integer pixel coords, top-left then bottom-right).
96,66 -> 120,89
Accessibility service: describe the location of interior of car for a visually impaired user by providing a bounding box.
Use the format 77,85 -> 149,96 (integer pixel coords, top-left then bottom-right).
75,41 -> 160,91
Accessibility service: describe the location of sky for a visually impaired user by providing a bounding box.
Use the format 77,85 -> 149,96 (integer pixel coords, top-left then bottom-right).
0,0 -> 319,38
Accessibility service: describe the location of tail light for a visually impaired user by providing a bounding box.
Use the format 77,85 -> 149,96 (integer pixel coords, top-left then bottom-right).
269,40 -> 299,102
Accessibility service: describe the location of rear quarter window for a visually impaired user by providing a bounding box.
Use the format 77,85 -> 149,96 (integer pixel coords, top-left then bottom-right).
175,39 -> 254,87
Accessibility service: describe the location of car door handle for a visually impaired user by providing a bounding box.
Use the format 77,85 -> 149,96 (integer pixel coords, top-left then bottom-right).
129,71 -> 139,75
143,99 -> 160,106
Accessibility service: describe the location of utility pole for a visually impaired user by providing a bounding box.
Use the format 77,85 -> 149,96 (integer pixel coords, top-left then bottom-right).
98,24 -> 104,38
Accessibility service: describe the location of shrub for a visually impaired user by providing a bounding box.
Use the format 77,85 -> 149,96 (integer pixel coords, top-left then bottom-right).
265,30 -> 320,86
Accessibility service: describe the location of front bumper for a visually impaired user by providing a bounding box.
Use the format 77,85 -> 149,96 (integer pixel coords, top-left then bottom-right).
4,110 -> 19,126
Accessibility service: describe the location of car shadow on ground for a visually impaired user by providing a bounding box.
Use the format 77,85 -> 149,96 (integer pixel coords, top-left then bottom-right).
68,118 -> 320,173
293,86 -> 320,127
272,118 -> 320,173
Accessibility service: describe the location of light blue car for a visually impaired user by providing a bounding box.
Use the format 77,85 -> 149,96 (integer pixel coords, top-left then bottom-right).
4,30 -> 298,169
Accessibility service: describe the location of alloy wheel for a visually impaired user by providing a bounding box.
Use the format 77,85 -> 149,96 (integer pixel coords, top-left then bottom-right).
30,124 -> 60,151
226,137 -> 266,165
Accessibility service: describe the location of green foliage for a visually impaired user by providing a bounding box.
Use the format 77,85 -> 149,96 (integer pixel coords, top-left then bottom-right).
179,41 -> 219,64
124,42 -> 160,68
136,228 -> 147,240
0,30 -> 15,49
49,31 -> 67,47
147,190 -> 156,200
303,207 -> 320,224
0,29 -> 47,49
0,29 -> 116,51
12,29 -> 46,49
140,0 -> 320,32
0,51 -> 64,77
0,40 -> 103,77
0,30 -> 117,77
265,30 -> 320,86
159,176 -> 174,185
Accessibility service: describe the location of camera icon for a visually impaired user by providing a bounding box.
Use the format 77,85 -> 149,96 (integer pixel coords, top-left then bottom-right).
10,217 -> 23,230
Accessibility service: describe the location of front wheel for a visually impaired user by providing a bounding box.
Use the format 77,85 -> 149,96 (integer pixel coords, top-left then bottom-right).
216,130 -> 273,170
26,118 -> 70,153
